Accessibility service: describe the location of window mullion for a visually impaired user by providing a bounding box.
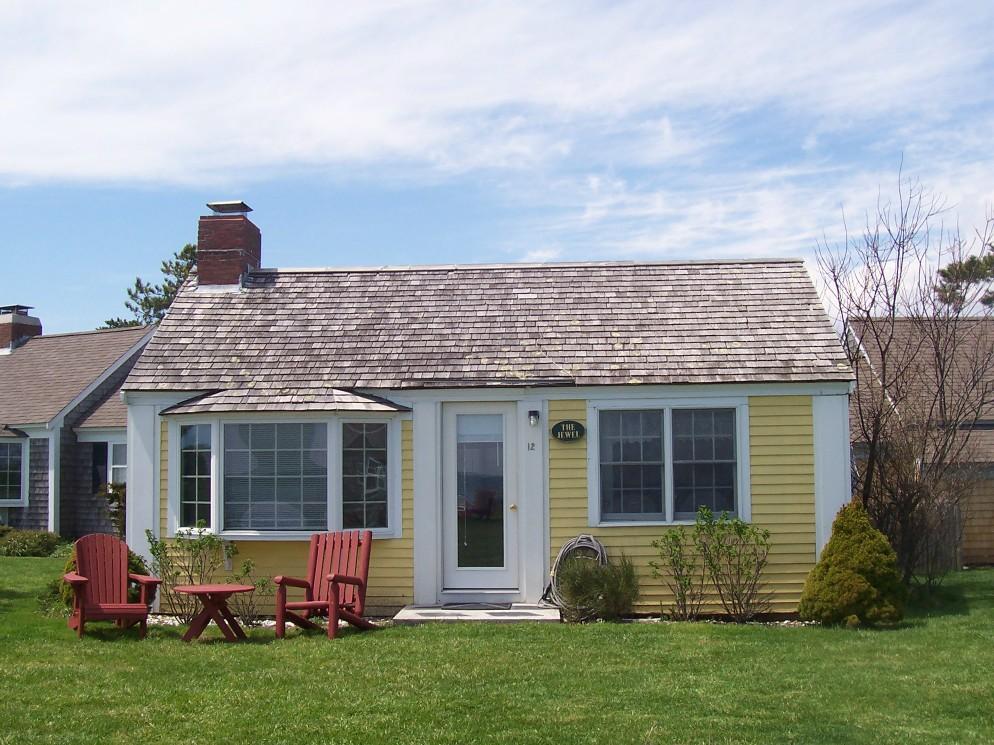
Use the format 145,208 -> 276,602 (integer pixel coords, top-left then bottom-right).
664,408 -> 674,523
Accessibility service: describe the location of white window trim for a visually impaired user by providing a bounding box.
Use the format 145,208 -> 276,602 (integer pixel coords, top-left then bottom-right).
108,441 -> 128,486
167,414 -> 403,540
0,437 -> 30,507
586,397 -> 751,527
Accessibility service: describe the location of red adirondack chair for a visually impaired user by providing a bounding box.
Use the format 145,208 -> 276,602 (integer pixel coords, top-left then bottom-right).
63,534 -> 161,639
275,530 -> 376,639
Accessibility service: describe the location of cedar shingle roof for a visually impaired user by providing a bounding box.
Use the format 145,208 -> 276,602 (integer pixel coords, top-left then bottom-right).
0,326 -> 150,427
161,387 -> 410,415
125,259 -> 852,393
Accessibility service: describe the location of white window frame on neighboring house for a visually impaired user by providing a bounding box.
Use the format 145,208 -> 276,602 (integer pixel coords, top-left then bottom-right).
0,437 -> 29,507
586,397 -> 751,527
166,413 -> 403,541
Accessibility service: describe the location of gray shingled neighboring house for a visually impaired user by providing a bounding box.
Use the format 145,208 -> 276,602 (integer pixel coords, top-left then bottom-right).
122,203 -> 855,615
0,307 -> 153,536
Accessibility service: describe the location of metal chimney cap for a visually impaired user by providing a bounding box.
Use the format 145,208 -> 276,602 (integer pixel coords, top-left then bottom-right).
0,305 -> 34,315
206,200 -> 252,215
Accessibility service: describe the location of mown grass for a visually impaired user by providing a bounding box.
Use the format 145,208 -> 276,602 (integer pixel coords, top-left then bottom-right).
1,557 -> 992,744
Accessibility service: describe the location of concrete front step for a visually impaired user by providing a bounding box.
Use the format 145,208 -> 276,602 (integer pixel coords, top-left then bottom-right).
392,603 -> 561,624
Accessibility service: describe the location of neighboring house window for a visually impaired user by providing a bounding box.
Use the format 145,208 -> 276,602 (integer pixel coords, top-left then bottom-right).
222,423 -> 327,531
0,442 -> 24,502
180,424 -> 212,528
110,443 -> 127,486
597,406 -> 741,523
672,409 -> 736,520
91,442 -> 108,493
342,423 -> 389,529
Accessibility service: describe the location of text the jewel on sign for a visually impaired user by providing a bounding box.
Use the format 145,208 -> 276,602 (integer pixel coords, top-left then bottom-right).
551,420 -> 586,442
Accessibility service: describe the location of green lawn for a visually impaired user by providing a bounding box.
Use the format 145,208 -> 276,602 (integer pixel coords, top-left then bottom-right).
1,558 -> 993,744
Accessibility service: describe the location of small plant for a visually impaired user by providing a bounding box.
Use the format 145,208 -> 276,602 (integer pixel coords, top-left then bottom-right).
0,529 -> 62,557
799,503 -> 905,627
695,507 -> 772,622
97,482 -> 127,539
228,559 -> 274,627
650,529 -> 706,621
557,554 -> 640,623
146,526 -> 236,623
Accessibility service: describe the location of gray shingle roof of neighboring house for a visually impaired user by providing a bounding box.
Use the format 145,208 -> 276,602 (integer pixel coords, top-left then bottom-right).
124,259 -> 853,397
0,326 -> 151,427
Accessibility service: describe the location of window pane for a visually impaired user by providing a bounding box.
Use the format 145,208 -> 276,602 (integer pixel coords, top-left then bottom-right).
341,423 -> 390,530
0,442 -> 23,500
599,410 -> 664,520
223,422 -> 327,531
671,408 -> 737,519
179,425 -> 211,528
111,443 -> 127,467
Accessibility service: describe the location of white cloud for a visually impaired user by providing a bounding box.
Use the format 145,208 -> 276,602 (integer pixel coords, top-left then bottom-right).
1,0 -> 992,268
0,0 -> 990,184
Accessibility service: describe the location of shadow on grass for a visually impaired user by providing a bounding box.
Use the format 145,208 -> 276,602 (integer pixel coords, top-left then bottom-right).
905,581 -> 970,620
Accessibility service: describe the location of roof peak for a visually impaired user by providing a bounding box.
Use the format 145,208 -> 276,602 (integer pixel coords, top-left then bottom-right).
252,257 -> 804,276
25,325 -> 152,341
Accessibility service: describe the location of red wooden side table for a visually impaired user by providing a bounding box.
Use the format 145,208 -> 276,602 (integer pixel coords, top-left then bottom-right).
174,584 -> 254,642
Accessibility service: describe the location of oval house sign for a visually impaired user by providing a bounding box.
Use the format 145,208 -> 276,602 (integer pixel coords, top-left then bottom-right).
551,420 -> 586,442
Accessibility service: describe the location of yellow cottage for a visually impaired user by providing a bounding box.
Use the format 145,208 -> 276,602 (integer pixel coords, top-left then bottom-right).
123,202 -> 854,615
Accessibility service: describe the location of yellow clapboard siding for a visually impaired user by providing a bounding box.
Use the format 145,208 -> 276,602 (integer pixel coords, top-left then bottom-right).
547,395 -> 817,614
155,418 -> 414,614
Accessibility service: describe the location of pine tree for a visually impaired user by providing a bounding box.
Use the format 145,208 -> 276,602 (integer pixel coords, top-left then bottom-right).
103,244 -> 196,328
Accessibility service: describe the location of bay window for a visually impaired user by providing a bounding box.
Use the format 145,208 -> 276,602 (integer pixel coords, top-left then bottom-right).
172,417 -> 399,537
594,402 -> 747,524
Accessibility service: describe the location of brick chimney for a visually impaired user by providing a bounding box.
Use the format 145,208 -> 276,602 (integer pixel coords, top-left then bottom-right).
196,201 -> 262,286
0,305 -> 42,350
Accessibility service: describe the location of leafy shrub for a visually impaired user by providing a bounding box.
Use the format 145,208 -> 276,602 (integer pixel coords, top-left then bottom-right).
228,559 -> 274,627
146,527 -> 236,623
97,482 -> 127,539
799,503 -> 905,627
695,507 -> 772,622
38,545 -> 153,617
557,554 -> 640,622
0,529 -> 61,557
650,529 -> 705,621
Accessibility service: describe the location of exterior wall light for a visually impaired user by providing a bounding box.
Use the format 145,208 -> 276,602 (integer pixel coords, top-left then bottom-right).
528,410 -> 540,427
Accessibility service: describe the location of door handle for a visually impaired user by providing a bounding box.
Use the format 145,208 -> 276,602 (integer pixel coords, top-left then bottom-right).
509,503 -> 518,512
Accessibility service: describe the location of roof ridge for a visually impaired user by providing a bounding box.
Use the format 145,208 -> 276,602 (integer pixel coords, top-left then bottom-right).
27,325 -> 153,340
251,257 -> 804,275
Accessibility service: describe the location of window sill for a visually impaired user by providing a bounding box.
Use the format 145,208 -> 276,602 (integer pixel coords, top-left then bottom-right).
592,519 -> 697,528
0,499 -> 28,508
172,529 -> 403,541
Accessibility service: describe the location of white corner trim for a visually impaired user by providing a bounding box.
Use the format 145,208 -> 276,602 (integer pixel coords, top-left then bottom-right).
49,327 -> 156,429
412,400 -> 441,605
47,431 -> 59,532
813,394 -> 851,557
0,436 -> 30,508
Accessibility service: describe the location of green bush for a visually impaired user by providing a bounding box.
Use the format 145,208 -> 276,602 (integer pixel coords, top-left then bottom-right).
695,507 -> 772,622
650,529 -> 705,621
146,527 -> 236,623
557,554 -> 640,623
0,529 -> 61,557
799,503 -> 906,627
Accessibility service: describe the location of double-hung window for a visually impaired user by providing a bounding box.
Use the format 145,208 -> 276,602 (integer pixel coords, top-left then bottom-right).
173,418 -> 398,536
0,441 -> 26,504
595,403 -> 745,524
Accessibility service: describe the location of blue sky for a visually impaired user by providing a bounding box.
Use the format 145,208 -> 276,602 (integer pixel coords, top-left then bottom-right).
1,1 -> 992,332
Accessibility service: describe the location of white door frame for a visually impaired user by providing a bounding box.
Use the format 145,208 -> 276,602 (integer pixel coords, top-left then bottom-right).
442,402 -> 519,593
411,397 -> 549,606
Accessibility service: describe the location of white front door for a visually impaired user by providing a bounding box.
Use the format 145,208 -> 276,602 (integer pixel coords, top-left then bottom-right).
442,402 -> 519,592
